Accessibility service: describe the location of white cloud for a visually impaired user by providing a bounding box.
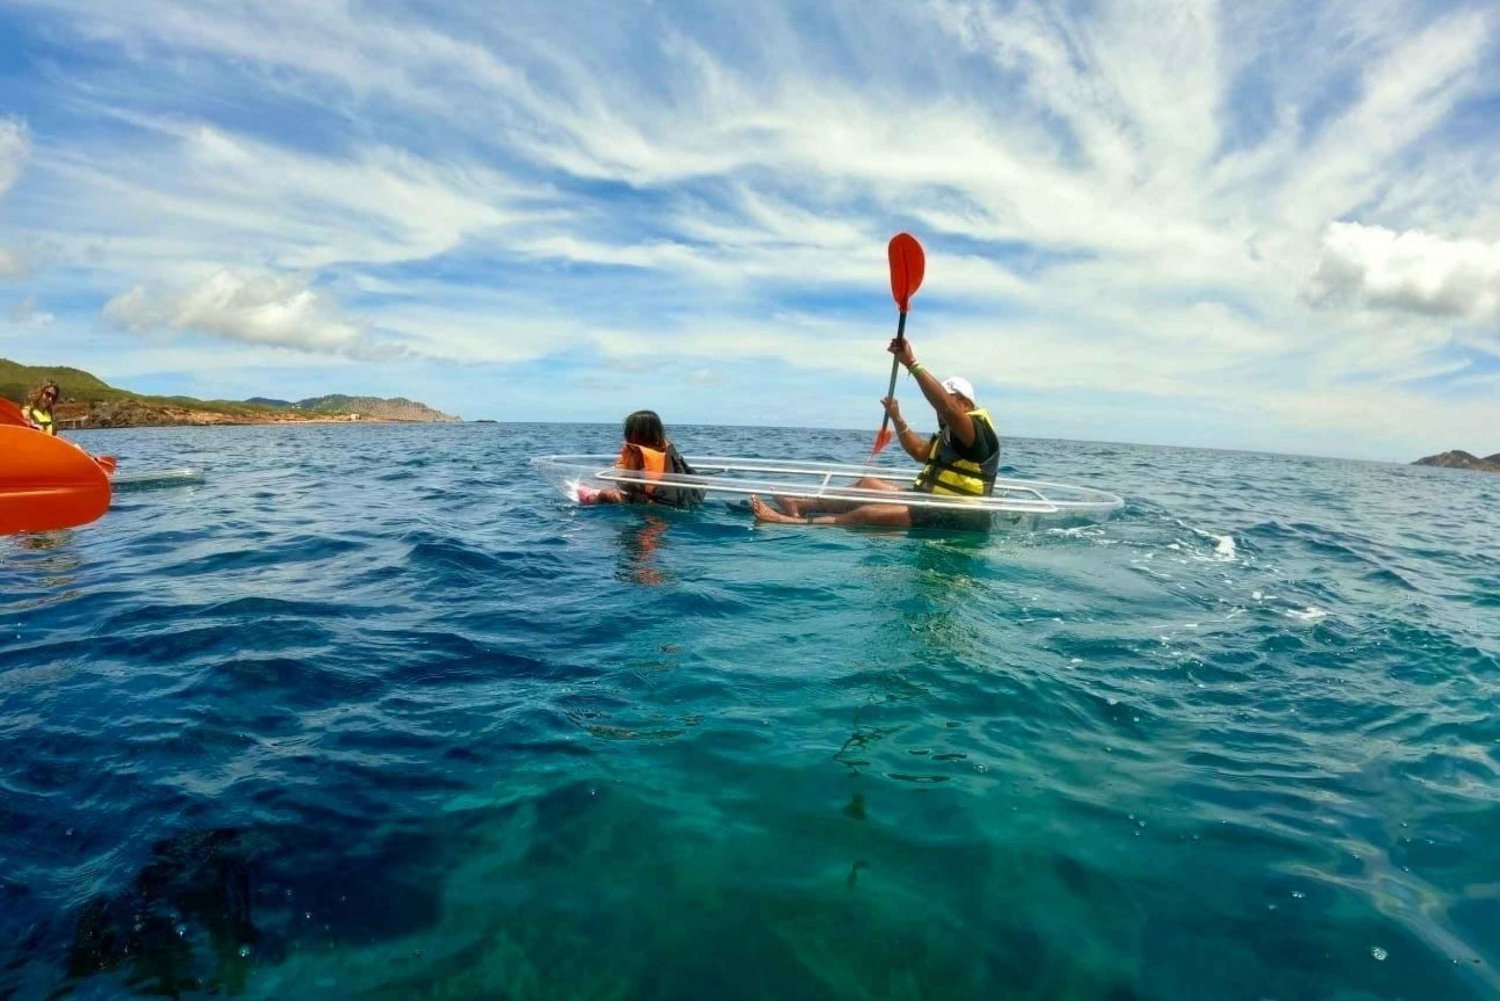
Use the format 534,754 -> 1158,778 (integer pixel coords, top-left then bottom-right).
1,117 -> 34,276
1305,221 -> 1500,322
103,268 -> 398,359
0,249 -> 25,279
0,117 -> 29,196
8,293 -> 54,325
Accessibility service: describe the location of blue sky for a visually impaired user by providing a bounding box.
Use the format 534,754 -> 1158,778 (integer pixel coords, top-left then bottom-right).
0,0 -> 1497,460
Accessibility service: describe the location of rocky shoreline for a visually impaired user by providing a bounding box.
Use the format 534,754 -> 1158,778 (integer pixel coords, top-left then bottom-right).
57,400 -> 353,429
54,399 -> 458,429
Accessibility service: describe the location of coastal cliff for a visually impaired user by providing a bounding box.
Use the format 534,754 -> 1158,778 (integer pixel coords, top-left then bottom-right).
1412,450 -> 1500,473
2,359 -> 460,427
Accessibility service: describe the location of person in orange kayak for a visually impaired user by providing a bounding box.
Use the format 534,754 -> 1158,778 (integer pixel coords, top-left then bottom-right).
750,335 -> 1000,530
21,381 -> 60,435
577,410 -> 703,507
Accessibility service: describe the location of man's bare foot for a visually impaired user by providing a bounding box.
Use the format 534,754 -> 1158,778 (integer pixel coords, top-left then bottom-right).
773,494 -> 805,517
750,495 -> 806,524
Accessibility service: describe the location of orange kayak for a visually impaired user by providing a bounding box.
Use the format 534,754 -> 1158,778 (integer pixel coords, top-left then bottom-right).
0,426 -> 113,534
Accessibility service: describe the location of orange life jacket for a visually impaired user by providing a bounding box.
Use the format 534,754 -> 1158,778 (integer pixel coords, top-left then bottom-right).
617,443 -> 669,497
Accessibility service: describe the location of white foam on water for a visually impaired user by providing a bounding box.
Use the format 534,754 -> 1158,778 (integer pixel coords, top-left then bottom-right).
1285,606 -> 1329,622
1047,525 -> 1101,538
1188,526 -> 1237,561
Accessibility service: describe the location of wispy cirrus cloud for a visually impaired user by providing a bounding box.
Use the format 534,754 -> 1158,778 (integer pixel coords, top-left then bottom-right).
0,117 -> 28,196
0,0 -> 1496,457
0,250 -> 23,280
8,293 -> 53,325
0,117 -> 34,277
37,117 -> 531,272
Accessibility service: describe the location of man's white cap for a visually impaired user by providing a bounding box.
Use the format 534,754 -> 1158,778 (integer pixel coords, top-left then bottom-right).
940,376 -> 976,402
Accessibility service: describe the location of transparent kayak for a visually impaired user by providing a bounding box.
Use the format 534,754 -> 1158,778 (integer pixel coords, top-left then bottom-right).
532,455 -> 1123,519
111,468 -> 205,492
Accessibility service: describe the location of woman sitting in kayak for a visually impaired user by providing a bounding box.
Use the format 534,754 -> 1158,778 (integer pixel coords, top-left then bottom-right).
578,410 -> 703,507
21,381 -> 60,435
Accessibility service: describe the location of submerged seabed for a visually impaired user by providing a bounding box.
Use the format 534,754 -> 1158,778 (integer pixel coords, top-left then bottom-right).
2,423 -> 1497,1000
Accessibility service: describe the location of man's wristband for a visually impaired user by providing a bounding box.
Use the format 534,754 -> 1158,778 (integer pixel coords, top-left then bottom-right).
909,362 -> 925,377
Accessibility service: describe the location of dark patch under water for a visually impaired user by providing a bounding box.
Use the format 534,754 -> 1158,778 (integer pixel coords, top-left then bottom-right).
2,423 -> 1498,999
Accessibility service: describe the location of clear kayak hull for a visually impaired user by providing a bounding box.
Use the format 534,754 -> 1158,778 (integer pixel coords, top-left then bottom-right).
532,454 -> 1123,520
111,468 -> 205,493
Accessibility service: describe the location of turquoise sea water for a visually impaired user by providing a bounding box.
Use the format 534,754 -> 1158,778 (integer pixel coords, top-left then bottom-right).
3,423 -> 1498,1000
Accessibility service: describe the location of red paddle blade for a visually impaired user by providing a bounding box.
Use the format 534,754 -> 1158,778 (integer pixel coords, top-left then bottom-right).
888,232 -> 926,312
0,426 -> 112,534
96,455 -> 119,476
869,425 -> 894,458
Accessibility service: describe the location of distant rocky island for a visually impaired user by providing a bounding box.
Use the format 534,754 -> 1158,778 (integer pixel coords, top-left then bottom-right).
1412,450 -> 1500,473
2,358 -> 460,428
243,394 -> 458,423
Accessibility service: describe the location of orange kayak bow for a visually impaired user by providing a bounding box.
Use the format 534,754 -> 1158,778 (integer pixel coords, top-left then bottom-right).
0,425 -> 113,534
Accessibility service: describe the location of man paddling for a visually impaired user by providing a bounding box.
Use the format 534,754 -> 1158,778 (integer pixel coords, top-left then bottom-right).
750,336 -> 1000,530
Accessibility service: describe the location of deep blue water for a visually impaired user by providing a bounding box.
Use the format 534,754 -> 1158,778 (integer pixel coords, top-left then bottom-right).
3,422 -> 1498,1000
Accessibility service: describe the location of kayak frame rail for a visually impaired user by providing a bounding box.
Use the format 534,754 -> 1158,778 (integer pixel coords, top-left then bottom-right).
595,469 -> 1062,514
533,455 -> 1124,515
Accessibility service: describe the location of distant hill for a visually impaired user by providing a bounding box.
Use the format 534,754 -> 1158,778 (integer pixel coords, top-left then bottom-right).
1,359 -> 131,403
1413,450 -> 1500,473
1,358 -> 460,427
242,393 -> 459,422
296,395 -> 458,422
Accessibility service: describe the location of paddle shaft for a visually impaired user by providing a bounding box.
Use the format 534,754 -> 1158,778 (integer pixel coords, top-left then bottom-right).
875,310 -> 909,443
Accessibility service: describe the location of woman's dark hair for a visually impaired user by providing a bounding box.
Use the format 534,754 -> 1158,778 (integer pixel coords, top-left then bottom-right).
623,410 -> 666,448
